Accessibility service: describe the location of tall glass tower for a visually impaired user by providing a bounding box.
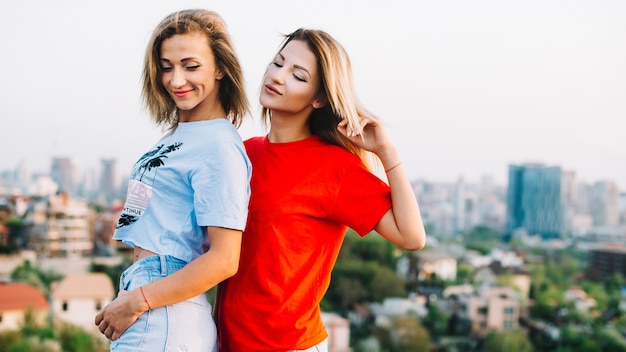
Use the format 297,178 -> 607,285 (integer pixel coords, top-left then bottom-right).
506,163 -> 563,239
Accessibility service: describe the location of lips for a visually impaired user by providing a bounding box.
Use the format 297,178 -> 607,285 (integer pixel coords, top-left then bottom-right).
264,84 -> 281,95
173,89 -> 193,97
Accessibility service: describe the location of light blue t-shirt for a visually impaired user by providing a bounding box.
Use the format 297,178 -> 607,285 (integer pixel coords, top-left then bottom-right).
113,118 -> 251,263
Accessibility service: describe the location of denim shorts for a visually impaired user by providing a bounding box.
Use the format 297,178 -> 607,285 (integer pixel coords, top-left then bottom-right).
110,255 -> 217,352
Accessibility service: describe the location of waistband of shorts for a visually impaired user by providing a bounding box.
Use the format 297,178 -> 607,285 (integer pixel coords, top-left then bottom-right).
124,254 -> 187,276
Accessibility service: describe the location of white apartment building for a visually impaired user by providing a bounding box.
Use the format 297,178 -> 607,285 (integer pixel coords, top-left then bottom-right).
29,192 -> 93,257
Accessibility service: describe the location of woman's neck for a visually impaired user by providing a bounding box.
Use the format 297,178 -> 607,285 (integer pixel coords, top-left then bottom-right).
267,111 -> 312,143
179,100 -> 226,122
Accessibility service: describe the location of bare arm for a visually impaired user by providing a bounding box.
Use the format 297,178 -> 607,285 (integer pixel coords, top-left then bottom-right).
338,119 -> 426,250
95,226 -> 241,340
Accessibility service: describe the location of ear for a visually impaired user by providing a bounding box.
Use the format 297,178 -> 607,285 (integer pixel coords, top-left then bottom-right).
312,99 -> 324,109
215,69 -> 225,80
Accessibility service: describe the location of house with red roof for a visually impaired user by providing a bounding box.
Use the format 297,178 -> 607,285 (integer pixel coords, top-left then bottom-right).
0,282 -> 49,331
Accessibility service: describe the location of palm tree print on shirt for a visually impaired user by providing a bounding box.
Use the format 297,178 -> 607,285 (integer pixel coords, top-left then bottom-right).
117,142 -> 184,229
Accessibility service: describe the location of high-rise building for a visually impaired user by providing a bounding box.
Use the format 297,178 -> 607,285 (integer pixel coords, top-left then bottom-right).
561,170 -> 578,234
99,158 -> 119,199
506,163 -> 563,239
587,244 -> 626,281
590,181 -> 620,227
15,160 -> 31,193
561,171 -> 577,206
51,157 -> 77,195
454,177 -> 466,234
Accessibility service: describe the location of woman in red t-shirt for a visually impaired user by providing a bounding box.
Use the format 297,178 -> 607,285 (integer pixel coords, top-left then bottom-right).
217,28 -> 427,352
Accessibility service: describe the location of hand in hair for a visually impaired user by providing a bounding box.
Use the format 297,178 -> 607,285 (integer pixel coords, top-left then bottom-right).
337,117 -> 393,159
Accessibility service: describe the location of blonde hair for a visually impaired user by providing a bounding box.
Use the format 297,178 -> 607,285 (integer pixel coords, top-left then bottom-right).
262,28 -> 379,162
142,9 -> 249,129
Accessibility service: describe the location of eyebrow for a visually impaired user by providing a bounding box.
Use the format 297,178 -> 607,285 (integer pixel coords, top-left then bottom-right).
159,57 -> 199,63
278,53 -> 312,77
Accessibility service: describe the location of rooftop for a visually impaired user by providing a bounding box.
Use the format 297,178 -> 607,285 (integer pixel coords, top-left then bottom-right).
0,282 -> 49,311
51,272 -> 115,300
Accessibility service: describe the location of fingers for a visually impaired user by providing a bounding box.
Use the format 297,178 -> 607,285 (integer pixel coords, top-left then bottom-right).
337,117 -> 371,138
105,326 -> 115,340
94,312 -> 103,325
97,318 -> 120,340
98,319 -> 111,339
96,309 -> 115,340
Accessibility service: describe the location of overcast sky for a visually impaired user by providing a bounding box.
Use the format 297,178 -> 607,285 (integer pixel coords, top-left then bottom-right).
1,0 -> 625,189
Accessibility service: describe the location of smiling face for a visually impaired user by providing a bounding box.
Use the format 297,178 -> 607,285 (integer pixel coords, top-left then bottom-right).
260,40 -> 324,121
159,31 -> 224,122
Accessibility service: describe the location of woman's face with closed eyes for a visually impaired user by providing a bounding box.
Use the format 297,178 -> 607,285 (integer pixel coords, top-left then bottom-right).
260,40 -> 323,117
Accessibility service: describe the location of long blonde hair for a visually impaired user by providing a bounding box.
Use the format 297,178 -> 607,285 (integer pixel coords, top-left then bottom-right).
142,9 -> 249,130
262,28 -> 380,163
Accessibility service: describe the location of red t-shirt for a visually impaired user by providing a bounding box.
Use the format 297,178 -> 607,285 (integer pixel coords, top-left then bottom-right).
218,136 -> 391,351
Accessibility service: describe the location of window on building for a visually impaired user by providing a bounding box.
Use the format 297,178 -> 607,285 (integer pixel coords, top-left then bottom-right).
503,320 -> 514,330
62,301 -> 68,311
96,300 -> 102,311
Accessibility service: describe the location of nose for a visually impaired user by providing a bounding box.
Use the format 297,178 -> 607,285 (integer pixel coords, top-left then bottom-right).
171,67 -> 186,88
267,65 -> 285,84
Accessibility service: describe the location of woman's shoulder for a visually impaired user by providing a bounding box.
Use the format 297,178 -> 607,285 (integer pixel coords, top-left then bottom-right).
243,136 -> 266,151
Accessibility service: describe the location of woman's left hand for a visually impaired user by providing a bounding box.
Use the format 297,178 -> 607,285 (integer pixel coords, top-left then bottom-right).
337,118 -> 392,157
95,289 -> 144,341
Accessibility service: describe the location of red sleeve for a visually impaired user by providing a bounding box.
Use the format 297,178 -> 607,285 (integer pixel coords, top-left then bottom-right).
331,159 -> 392,236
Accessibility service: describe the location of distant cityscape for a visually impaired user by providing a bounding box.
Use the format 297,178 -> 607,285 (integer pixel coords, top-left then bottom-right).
1,156 -> 626,351
1,156 -> 626,243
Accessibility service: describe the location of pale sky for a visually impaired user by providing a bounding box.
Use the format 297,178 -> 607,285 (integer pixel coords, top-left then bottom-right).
1,0 -> 625,189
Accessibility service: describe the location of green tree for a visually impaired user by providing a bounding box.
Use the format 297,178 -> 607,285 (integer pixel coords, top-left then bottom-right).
557,324 -> 600,352
421,303 -> 448,337
596,328 -> 626,352
461,225 -> 503,254
7,337 -> 60,352
0,308 -> 108,352
0,331 -> 21,351
389,315 -> 431,352
323,277 -> 367,312
604,273 -> 625,294
340,230 -> 398,267
531,285 -> 563,320
57,323 -> 109,352
580,281 -> 609,312
0,309 -> 60,352
369,266 -> 406,302
455,263 -> 473,284
324,260 -> 378,311
484,329 -> 533,352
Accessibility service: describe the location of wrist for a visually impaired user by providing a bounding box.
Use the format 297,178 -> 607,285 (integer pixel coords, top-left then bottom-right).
385,162 -> 402,173
376,146 -> 400,170
138,286 -> 153,312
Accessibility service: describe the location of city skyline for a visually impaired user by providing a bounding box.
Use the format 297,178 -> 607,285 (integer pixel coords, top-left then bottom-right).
1,0 -> 625,189
4,156 -> 625,198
